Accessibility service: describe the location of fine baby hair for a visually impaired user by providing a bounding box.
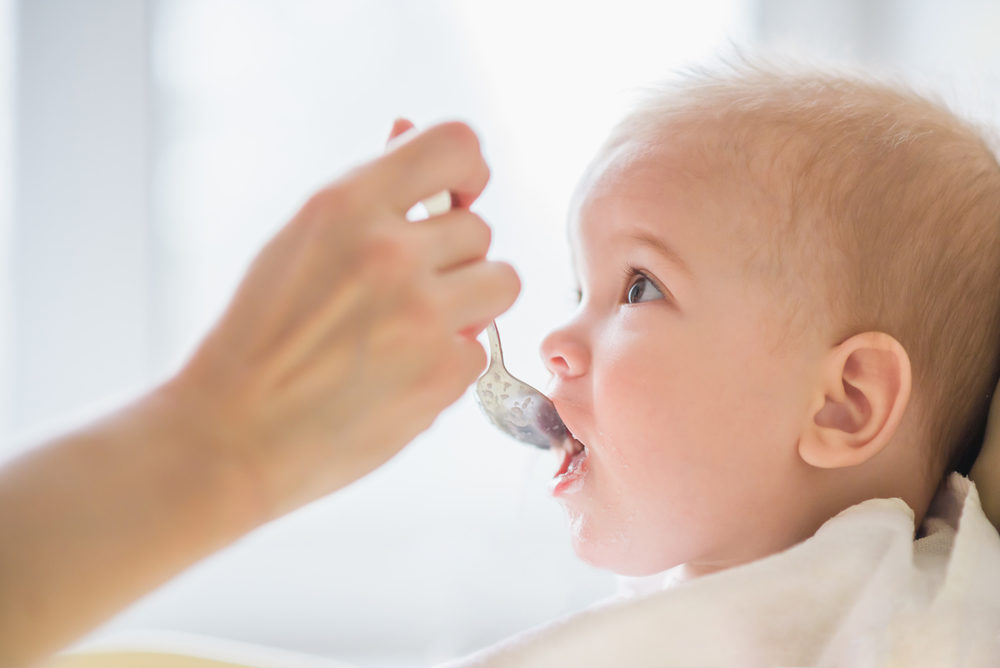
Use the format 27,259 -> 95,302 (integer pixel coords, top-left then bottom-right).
610,57 -> 1000,485
540,54 -> 1000,582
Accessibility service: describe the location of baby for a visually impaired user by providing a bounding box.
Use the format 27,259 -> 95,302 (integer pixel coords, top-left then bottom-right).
538,59 -> 1000,586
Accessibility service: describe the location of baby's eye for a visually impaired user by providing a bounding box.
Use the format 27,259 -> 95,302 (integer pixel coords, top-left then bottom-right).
625,273 -> 664,304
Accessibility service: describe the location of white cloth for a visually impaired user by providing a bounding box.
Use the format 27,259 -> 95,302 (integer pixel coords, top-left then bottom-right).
441,473 -> 1000,667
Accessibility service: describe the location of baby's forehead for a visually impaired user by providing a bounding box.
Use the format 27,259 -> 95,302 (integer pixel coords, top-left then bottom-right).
569,127 -> 775,244
572,131 -> 709,216
567,126 -> 819,315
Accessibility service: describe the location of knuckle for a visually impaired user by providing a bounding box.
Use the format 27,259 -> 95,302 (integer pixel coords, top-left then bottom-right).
295,183 -> 370,239
461,213 -> 492,255
459,344 -> 488,391
405,287 -> 446,331
496,261 -> 522,300
361,230 -> 417,280
431,342 -> 481,400
474,215 -> 492,251
303,183 -> 353,219
466,342 -> 488,378
433,121 -> 481,154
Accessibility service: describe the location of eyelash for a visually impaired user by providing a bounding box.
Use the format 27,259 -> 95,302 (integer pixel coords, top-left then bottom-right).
621,264 -> 662,304
571,264 -> 666,306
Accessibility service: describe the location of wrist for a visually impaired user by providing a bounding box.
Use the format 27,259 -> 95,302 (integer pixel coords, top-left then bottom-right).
147,371 -> 270,539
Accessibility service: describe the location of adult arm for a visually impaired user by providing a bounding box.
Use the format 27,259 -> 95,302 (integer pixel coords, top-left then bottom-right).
0,122 -> 520,667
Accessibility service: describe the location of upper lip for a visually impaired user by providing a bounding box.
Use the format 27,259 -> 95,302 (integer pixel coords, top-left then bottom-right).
552,401 -> 589,456
565,431 -> 586,457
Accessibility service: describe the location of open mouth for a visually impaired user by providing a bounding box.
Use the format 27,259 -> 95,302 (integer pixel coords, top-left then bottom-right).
551,431 -> 589,496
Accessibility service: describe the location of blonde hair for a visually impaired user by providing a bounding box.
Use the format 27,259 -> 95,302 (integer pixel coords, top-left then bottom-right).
612,58 -> 1000,479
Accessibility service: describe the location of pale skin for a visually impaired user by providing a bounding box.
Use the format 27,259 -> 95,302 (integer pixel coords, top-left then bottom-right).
541,132 -> 933,580
0,120 -> 520,667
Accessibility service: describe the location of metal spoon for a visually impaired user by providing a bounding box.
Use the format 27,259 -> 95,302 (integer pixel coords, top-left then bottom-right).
418,190 -> 568,449
473,321 -> 568,450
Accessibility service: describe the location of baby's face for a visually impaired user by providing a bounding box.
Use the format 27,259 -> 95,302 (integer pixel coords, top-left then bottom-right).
541,135 -> 822,577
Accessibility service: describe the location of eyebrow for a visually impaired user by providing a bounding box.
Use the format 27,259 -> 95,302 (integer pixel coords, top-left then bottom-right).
628,232 -> 694,279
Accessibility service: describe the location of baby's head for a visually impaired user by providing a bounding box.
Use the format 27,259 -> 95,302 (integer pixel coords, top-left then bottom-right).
541,59 -> 1000,578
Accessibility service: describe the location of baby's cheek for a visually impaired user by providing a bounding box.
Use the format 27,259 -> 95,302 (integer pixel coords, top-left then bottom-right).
594,371 -> 687,501
595,372 -> 664,464
598,352 -> 694,447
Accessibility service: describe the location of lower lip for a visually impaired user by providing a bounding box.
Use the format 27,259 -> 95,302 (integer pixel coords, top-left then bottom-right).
551,446 -> 589,497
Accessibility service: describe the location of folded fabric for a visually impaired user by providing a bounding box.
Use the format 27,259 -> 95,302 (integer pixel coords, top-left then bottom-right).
441,473 -> 1000,668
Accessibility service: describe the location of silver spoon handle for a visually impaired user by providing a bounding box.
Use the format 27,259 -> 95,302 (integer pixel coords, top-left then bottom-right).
485,320 -> 504,369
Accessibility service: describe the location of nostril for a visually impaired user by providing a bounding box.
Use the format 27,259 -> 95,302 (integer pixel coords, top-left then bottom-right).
546,354 -> 571,376
540,332 -> 567,375
540,328 -> 589,379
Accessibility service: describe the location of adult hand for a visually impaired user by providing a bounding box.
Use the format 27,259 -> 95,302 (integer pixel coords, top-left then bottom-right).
171,120 -> 521,520
0,120 -> 520,667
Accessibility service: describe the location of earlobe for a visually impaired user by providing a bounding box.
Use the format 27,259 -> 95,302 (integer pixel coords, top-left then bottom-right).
799,332 -> 912,469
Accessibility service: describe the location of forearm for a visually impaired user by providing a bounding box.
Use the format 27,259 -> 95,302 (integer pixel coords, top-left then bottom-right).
0,382 -> 263,667
0,120 -> 514,667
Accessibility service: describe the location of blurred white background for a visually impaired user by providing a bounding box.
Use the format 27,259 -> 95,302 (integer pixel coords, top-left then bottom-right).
2,1 -> 1000,666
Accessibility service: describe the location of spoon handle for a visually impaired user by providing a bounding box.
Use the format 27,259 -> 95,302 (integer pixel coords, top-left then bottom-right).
422,189 -> 452,216
485,321 -> 505,370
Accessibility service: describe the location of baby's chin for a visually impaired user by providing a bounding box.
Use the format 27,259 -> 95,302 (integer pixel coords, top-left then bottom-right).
567,511 -> 681,576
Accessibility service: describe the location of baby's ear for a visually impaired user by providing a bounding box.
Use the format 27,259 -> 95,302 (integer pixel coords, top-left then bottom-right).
799,332 -> 912,468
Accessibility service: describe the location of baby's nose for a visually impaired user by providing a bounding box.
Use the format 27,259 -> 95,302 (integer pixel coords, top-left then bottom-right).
540,325 -> 590,379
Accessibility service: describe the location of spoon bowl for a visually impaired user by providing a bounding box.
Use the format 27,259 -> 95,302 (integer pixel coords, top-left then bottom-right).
415,189 -> 567,449
474,321 -> 568,449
